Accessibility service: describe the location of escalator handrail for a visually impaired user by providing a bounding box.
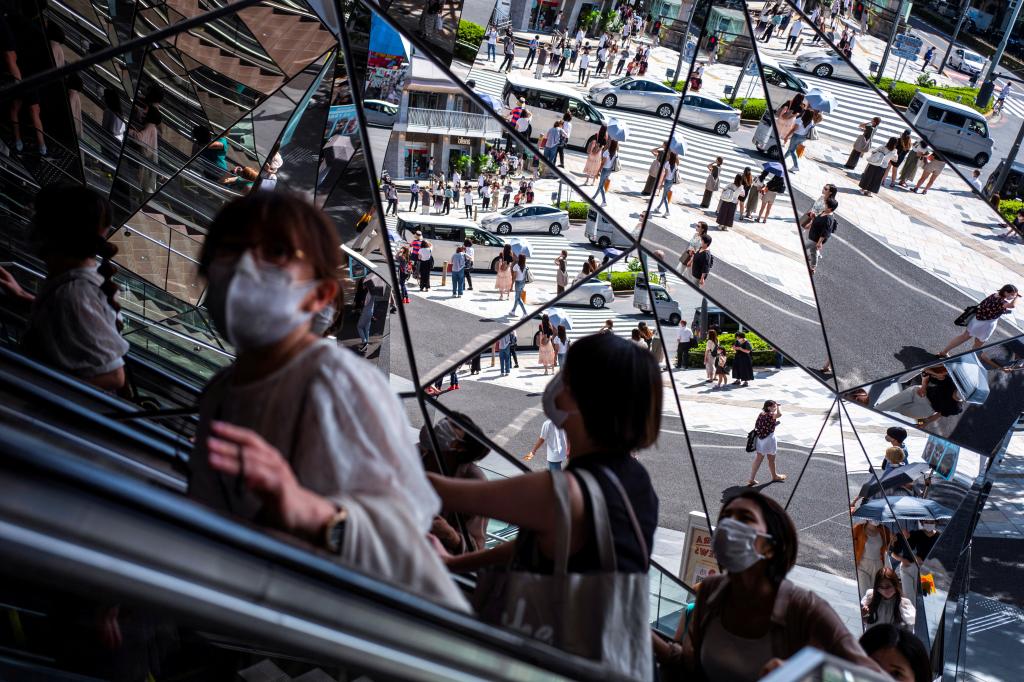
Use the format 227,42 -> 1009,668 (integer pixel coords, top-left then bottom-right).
0,346 -> 190,464
0,426 -> 614,681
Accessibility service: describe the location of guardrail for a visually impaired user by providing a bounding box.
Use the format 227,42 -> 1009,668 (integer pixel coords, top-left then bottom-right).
406,107 -> 503,134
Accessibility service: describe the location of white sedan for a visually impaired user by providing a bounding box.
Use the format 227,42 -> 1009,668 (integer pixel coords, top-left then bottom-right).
560,278 -> 615,309
678,94 -> 741,135
479,204 -> 569,235
589,76 -> 681,119
793,50 -> 860,80
948,47 -> 988,76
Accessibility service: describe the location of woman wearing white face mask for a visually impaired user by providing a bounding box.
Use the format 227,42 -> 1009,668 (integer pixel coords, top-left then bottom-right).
655,491 -> 880,680
188,193 -> 461,607
429,333 -> 660,677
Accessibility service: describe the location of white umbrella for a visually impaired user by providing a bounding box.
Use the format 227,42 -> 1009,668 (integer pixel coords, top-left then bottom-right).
607,119 -> 630,141
543,307 -> 574,331
507,237 -> 533,257
669,133 -> 687,156
804,88 -> 837,114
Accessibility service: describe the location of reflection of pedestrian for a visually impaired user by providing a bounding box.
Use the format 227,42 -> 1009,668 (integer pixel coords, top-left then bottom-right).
748,400 -> 785,485
846,117 -> 880,169
701,157 -> 723,208
897,140 -> 927,187
690,234 -> 713,288
859,138 -> 898,196
937,285 -> 1019,357
716,174 -> 744,230
913,153 -> 946,195
804,197 -> 838,275
675,320 -> 694,368
731,332 -> 754,386
524,418 -> 568,471
703,329 -> 719,381
418,240 -> 434,291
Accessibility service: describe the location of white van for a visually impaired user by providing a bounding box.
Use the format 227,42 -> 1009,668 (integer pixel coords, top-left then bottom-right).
905,92 -> 993,167
503,73 -> 609,150
584,208 -> 635,248
396,215 -> 517,271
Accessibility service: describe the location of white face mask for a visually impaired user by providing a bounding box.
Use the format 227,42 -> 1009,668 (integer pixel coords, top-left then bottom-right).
542,372 -> 576,428
712,517 -> 770,574
311,303 -> 336,336
205,250 -> 316,351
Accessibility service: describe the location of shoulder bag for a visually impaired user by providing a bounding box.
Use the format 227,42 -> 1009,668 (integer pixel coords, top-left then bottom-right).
473,468 -> 652,679
524,267 -> 535,284
745,429 -> 758,452
954,305 -> 977,327
612,155 -> 621,173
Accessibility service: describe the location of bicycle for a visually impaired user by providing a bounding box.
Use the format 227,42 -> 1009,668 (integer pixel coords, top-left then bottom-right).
993,97 -> 1006,117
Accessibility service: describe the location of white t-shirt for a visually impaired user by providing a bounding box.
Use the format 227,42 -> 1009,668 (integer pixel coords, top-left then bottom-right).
24,267 -> 130,379
602,150 -> 615,169
513,263 -> 526,281
677,326 -> 693,343
189,341 -> 440,534
463,192 -> 473,205
540,419 -> 568,463
419,246 -> 433,260
579,54 -> 590,69
790,20 -> 804,37
562,120 -> 573,141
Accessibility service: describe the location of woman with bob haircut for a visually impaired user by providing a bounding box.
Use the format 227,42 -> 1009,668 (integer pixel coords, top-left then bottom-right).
654,491 -> 881,680
430,333 -> 661,672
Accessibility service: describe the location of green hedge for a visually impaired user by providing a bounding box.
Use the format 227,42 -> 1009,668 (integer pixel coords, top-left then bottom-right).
877,78 -> 991,114
556,200 -> 590,220
597,271 -> 660,290
722,97 -> 767,121
687,331 -> 776,367
998,199 -> 1023,225
456,20 -> 484,62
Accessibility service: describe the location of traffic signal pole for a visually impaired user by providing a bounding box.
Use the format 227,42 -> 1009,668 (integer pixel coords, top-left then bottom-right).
874,0 -> 907,84
975,0 -> 1024,107
938,0 -> 972,75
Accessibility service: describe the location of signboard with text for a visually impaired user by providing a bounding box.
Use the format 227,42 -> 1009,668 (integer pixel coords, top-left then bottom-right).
679,511 -> 719,588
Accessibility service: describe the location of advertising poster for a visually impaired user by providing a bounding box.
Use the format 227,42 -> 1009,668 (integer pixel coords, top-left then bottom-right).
679,511 -> 719,588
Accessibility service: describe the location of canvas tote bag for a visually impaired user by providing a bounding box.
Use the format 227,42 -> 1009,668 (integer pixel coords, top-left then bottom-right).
473,468 -> 652,680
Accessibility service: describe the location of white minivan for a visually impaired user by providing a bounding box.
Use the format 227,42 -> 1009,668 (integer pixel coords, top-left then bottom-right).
503,73 -> 609,150
905,92 -> 993,167
584,208 -> 636,248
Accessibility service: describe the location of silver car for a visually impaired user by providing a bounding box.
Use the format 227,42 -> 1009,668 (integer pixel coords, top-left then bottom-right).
561,278 -> 615,309
362,99 -> 399,127
479,204 -> 570,235
678,94 -> 741,135
794,50 -> 859,80
588,76 -> 681,119
948,47 -> 988,75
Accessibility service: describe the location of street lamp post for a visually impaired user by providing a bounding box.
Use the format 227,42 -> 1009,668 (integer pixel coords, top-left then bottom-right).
874,0 -> 907,84
975,0 -> 1024,108
938,0 -> 972,75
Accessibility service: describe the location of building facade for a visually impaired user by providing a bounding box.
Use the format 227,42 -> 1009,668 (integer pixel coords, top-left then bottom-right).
384,54 -> 503,179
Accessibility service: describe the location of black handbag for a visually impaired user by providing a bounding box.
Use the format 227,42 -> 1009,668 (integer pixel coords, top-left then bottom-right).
954,305 -> 977,327
745,430 -> 757,453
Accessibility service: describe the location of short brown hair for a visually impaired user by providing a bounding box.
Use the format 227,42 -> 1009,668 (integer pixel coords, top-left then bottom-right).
564,333 -> 661,452
199,192 -> 341,280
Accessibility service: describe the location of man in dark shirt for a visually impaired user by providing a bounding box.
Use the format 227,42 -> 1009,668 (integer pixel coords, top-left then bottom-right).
690,234 -> 713,288
805,197 -> 838,275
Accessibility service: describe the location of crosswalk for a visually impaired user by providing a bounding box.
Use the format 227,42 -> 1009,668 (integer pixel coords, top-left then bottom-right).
756,42 -> 909,148
995,87 -> 1024,119
469,64 -> 764,194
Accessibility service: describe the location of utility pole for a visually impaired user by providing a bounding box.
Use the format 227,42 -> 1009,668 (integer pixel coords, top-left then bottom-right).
874,0 -> 907,84
988,116 -> 1024,200
730,52 -> 753,105
938,0 -> 972,75
975,0 -> 1024,108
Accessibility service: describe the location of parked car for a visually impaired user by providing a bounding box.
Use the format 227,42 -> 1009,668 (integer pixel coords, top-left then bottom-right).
503,73 -> 608,149
752,109 -> 781,157
362,99 -> 399,126
905,92 -> 993,167
479,203 -> 569,235
396,215 -> 527,271
584,207 -> 636,247
794,49 -> 860,80
562,278 -> 615,309
947,46 -> 989,76
588,76 -> 681,118
678,94 -> 741,135
748,57 -> 808,108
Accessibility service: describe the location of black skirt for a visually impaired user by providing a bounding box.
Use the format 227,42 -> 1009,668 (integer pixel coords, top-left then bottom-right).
859,164 -> 886,193
717,201 -> 737,227
732,351 -> 754,381
845,149 -> 862,169
701,189 -> 713,208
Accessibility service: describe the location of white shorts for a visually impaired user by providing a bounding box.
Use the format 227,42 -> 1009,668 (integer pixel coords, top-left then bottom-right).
755,434 -> 777,455
966,316 -> 997,342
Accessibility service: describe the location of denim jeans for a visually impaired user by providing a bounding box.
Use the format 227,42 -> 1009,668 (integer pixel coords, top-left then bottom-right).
487,43 -> 496,60
543,145 -> 558,164
655,180 -> 673,213
548,460 -> 562,471
785,134 -> 808,170
357,311 -> 372,344
499,346 -> 512,374
451,269 -> 465,295
594,167 -> 613,203
510,281 -> 528,315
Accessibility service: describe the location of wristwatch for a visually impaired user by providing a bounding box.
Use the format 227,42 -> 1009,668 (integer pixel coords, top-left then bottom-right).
322,505 -> 348,554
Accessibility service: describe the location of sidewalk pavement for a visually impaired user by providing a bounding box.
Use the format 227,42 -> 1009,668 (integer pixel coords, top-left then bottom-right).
792,135 -> 1024,330
976,433 -> 1024,540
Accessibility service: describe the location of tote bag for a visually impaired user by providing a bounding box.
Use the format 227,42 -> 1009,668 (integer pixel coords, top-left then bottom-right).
473,468 -> 652,679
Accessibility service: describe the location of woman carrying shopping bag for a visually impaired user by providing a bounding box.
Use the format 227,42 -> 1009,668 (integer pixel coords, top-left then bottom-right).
428,334 -> 659,680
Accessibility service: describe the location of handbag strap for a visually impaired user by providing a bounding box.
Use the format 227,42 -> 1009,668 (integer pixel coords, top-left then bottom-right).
574,469 -> 617,571
548,468 -> 573,576
601,466 -> 650,570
